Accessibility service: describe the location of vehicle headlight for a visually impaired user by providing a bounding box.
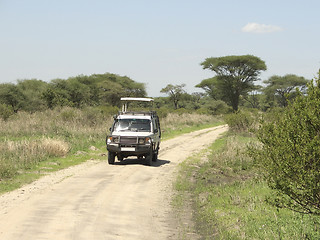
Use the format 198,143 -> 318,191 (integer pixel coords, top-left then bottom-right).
108,136 -> 120,144
113,137 -> 120,143
138,138 -> 145,144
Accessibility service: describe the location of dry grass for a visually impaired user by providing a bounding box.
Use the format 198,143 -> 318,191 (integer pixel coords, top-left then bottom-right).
0,108 -> 219,180
0,107 -> 113,137
40,138 -> 70,157
0,138 -> 70,178
161,113 -> 218,130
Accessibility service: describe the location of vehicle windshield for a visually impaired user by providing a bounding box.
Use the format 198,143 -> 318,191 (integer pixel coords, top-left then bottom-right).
113,119 -> 151,132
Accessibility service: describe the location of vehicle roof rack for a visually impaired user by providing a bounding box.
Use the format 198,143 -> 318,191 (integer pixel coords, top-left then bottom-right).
120,97 -> 154,102
118,111 -> 158,117
120,97 -> 154,112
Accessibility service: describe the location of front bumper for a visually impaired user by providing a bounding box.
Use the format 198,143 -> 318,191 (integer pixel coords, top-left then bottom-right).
107,143 -> 152,155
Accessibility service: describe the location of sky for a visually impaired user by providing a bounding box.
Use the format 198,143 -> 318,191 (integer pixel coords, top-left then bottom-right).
0,0 -> 319,97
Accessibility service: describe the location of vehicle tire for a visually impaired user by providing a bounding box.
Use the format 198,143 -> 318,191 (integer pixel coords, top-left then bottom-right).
146,148 -> 153,166
152,151 -> 158,162
108,151 -> 116,164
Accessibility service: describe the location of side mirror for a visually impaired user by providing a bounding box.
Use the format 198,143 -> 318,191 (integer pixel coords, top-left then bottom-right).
154,129 -> 158,133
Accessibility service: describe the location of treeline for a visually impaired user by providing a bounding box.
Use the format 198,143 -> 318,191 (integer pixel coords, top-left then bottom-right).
0,55 -> 313,121
0,73 -> 146,119
160,55 -> 310,113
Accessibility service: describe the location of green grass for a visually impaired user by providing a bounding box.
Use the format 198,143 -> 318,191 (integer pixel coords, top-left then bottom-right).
162,121 -> 224,140
0,141 -> 106,194
0,108 -> 222,194
174,133 -> 320,239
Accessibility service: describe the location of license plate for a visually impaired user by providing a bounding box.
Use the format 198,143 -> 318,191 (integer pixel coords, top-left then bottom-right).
121,147 -> 135,152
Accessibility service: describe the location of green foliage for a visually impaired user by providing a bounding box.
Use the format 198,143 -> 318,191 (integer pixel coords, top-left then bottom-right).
0,103 -> 14,121
1,73 -> 148,110
251,72 -> 320,215
195,77 -> 221,100
0,83 -> 26,112
175,133 -> 320,239
17,79 -> 48,112
205,99 -> 232,115
224,110 -> 256,132
263,74 -> 309,108
160,84 -> 186,109
199,55 -> 267,111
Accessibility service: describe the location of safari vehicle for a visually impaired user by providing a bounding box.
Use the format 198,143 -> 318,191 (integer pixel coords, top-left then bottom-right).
106,97 -> 161,165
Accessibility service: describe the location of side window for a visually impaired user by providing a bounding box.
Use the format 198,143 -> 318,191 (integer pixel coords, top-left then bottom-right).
156,116 -> 161,137
152,118 -> 158,133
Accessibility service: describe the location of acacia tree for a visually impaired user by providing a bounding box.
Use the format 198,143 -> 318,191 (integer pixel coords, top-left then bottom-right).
242,85 -> 263,109
0,83 -> 26,112
199,55 -> 267,111
195,77 -> 221,100
251,71 -> 320,215
263,74 -> 309,108
160,84 -> 186,109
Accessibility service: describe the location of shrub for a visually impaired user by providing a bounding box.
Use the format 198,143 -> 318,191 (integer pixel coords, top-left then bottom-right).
0,103 -> 14,121
251,72 -> 320,215
224,110 -> 255,132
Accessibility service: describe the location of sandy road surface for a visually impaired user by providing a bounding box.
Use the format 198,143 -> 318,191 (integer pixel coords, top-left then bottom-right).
0,125 -> 228,240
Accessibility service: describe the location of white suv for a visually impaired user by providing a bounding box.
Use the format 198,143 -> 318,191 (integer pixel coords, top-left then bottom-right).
106,98 -> 161,165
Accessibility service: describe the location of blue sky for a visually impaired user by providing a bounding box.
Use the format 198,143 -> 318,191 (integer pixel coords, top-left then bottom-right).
0,0 -> 319,96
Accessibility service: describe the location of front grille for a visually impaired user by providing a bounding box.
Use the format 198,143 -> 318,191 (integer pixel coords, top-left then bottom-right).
120,136 -> 138,145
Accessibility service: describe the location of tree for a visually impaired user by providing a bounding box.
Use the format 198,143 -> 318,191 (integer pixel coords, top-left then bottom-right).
251,71 -> 320,215
199,55 -> 267,111
263,74 -> 309,108
42,79 -> 72,108
195,77 -> 221,100
242,85 -> 263,109
160,84 -> 186,109
96,73 -> 147,106
0,83 -> 26,112
42,73 -> 147,108
17,79 -> 48,112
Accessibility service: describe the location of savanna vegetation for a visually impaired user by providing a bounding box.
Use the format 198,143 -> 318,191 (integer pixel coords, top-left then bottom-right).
173,69 -> 320,239
0,55 -> 319,238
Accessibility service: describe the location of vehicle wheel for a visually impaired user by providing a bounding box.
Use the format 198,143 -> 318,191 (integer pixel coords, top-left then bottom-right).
108,152 -> 116,164
152,151 -> 158,162
146,148 -> 153,166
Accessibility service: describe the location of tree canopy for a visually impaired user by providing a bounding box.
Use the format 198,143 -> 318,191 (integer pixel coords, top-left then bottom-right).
160,84 -> 186,109
0,83 -> 26,112
263,74 -> 309,108
0,73 -> 147,112
199,55 -> 267,111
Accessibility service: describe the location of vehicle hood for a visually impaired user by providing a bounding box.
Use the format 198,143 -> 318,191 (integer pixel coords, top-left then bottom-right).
111,131 -> 153,137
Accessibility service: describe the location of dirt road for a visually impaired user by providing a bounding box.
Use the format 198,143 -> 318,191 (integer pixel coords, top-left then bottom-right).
0,125 -> 228,240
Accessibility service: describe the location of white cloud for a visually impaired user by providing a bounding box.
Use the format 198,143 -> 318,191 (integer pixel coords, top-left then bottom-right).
242,22 -> 283,33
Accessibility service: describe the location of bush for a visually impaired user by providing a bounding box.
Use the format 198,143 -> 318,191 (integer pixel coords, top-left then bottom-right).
224,110 -> 255,132
251,72 -> 320,215
0,103 -> 14,121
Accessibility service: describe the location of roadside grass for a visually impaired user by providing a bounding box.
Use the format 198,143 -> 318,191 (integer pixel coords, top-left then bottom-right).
0,108 -> 222,194
174,133 -> 320,239
161,113 -> 223,140
0,142 -> 107,194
